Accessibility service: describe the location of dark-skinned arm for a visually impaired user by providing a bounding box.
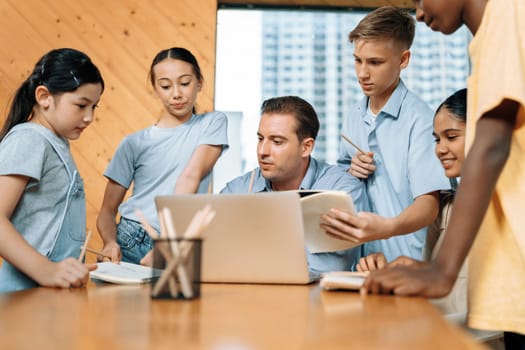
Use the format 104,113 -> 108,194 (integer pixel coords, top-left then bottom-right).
434,99 -> 519,284
362,99 -> 519,297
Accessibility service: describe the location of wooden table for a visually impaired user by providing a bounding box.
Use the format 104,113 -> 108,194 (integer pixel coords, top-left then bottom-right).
0,282 -> 485,350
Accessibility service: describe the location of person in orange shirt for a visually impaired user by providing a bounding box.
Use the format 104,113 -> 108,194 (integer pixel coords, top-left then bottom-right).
361,1 -> 525,348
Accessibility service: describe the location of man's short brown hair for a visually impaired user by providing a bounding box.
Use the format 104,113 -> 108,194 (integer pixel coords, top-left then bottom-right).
260,96 -> 319,141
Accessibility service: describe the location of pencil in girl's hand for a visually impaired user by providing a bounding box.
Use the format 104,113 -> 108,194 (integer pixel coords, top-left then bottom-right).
81,246 -> 112,259
341,133 -> 365,154
78,230 -> 92,262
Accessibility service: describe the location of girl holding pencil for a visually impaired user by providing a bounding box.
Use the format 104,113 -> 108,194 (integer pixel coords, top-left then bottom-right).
0,48 -> 104,292
97,47 -> 228,266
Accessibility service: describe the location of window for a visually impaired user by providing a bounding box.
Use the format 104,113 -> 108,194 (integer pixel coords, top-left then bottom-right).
214,8 -> 471,191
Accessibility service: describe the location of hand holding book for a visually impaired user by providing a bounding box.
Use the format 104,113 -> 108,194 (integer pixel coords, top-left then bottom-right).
298,190 -> 361,253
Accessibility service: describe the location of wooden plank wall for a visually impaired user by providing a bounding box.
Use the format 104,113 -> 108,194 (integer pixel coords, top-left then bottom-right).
0,0 -> 411,264
0,0 -> 218,260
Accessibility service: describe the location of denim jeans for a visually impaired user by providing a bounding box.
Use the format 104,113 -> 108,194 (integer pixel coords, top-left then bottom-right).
117,217 -> 154,264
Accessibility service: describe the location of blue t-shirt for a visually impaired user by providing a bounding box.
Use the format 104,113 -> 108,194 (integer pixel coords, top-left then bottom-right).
337,80 -> 450,261
221,157 -> 369,273
105,111 -> 229,232
0,123 -> 86,292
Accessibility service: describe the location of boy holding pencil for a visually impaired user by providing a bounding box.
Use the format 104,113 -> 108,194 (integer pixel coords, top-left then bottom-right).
323,7 -> 450,262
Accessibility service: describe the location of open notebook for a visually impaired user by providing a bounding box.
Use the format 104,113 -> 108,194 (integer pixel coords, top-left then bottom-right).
90,262 -> 163,284
155,192 -> 319,284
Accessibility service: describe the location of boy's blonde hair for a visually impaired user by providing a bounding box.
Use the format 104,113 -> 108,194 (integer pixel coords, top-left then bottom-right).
349,6 -> 415,50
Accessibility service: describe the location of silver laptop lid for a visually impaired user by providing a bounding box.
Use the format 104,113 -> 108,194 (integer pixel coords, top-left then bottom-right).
155,192 -> 313,284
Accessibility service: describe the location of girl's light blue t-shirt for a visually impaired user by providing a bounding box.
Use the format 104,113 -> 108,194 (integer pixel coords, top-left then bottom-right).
0,123 -> 85,292
104,111 -> 229,232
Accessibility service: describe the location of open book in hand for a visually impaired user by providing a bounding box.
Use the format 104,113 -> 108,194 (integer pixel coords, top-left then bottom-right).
298,190 -> 360,253
320,271 -> 368,291
90,261 -> 164,285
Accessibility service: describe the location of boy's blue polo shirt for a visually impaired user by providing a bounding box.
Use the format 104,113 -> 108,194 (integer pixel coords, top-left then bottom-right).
338,80 -> 450,261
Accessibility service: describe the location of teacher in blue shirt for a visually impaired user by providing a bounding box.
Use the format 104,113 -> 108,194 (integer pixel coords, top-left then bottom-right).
221,96 -> 368,274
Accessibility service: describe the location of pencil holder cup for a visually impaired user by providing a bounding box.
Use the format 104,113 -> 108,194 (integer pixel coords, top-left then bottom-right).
150,238 -> 202,300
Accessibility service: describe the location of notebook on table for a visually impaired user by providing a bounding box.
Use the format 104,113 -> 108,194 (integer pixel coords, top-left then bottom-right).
154,192 -> 318,284
90,261 -> 163,285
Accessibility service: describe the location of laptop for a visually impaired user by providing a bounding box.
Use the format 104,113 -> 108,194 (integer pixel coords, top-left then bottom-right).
154,192 -> 317,284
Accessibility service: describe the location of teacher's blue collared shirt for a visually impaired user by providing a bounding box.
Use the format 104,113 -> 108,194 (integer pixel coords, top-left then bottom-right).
221,157 -> 369,274
337,80 -> 451,262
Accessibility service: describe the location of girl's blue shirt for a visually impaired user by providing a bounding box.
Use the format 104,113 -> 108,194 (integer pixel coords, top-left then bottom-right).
0,123 -> 86,292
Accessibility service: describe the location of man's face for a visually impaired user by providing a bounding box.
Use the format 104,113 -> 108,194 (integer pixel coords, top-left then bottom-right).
257,113 -> 312,190
413,0 -> 464,34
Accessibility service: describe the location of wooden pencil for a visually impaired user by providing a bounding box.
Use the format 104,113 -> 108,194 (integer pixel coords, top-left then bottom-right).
134,208 -> 160,240
78,230 -> 92,262
341,133 -> 365,154
83,246 -> 112,259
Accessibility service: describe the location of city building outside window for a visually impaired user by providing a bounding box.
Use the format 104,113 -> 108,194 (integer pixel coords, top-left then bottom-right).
213,8 -> 471,191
